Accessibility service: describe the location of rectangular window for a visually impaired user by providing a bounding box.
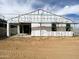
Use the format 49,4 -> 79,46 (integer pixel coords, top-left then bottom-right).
52,23 -> 57,31
66,23 -> 71,31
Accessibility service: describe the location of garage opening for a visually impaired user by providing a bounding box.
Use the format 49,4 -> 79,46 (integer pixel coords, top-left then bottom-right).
20,23 -> 31,35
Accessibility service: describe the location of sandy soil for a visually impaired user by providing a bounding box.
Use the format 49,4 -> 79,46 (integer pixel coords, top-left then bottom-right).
0,37 -> 79,59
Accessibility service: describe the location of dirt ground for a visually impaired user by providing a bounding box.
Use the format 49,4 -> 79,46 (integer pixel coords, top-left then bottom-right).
0,37 -> 79,59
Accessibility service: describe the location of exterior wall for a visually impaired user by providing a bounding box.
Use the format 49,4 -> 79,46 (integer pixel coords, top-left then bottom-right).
31,23 -> 73,36
31,23 -> 40,36
51,31 -> 73,36
31,23 -> 51,36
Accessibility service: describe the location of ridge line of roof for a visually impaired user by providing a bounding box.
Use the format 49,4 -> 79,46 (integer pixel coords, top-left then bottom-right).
9,9 -> 75,23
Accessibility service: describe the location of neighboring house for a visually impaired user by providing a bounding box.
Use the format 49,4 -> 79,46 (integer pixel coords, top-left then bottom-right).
7,9 -> 78,37
0,18 -> 7,38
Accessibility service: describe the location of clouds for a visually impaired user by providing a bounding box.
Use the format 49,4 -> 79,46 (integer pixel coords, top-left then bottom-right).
55,5 -> 79,22
0,0 -> 79,15
0,0 -> 78,21
0,0 -> 32,11
64,14 -> 79,23
0,0 -> 34,19
65,14 -> 79,20
32,0 -> 79,9
16,0 -> 27,5
32,0 -> 45,9
56,5 -> 79,15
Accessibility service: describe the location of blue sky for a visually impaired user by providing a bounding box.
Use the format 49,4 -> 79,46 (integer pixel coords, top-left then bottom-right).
0,0 -> 79,22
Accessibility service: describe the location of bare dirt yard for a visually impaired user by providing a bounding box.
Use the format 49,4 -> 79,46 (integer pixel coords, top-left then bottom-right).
0,37 -> 79,59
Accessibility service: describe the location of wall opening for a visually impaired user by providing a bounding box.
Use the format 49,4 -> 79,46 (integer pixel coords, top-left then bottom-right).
66,23 -> 71,31
52,23 -> 57,31
20,23 -> 31,35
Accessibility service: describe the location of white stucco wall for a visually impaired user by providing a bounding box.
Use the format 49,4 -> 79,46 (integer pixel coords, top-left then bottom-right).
8,9 -> 74,36
31,23 -> 73,36
31,23 -> 40,36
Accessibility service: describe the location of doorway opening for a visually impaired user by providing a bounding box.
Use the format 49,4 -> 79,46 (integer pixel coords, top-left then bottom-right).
20,23 -> 31,35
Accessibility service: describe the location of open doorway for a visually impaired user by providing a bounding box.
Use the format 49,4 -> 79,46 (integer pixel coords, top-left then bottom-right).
20,23 -> 31,35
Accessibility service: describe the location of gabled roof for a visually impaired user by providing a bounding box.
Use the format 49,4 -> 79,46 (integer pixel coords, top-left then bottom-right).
9,9 -> 73,23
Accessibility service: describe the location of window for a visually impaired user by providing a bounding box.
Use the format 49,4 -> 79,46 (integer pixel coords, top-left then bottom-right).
66,23 -> 71,31
52,23 -> 57,31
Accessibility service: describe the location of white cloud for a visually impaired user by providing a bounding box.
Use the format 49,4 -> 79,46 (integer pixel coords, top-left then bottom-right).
0,0 -> 79,21
55,5 -> 79,15
0,0 -> 35,20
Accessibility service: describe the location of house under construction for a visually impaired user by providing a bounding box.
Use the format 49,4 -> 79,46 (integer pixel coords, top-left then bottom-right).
6,9 -> 79,37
